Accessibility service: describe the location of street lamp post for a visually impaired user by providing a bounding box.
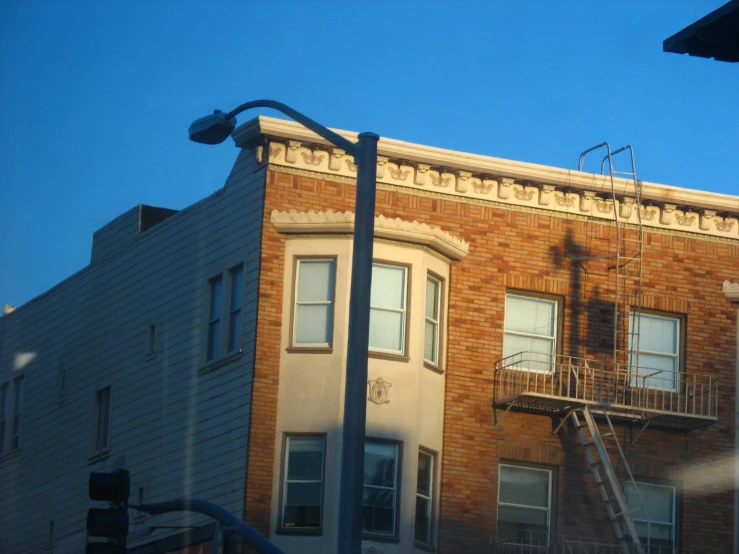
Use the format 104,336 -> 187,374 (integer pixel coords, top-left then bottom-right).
189,101 -> 377,554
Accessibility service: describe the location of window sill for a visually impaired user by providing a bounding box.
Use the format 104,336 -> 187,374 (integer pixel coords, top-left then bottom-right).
369,351 -> 410,363
275,527 -> 323,536
286,346 -> 333,355
88,450 -> 110,464
362,533 -> 400,544
424,362 -> 445,375
0,448 -> 22,463
198,350 -> 244,376
415,541 -> 437,553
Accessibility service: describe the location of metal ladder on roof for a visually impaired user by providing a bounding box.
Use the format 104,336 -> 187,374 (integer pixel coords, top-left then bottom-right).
570,406 -> 648,554
578,143 -> 644,370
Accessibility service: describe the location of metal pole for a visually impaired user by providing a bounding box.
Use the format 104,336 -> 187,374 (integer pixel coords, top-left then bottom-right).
336,131 -> 379,554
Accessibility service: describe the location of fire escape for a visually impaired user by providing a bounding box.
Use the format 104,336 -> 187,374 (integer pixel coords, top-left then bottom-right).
492,144 -> 719,554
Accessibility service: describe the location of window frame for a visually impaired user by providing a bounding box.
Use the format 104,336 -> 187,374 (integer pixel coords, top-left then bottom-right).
0,382 -> 8,455
415,447 -> 437,547
502,291 -> 561,373
496,462 -> 555,543
363,437 -> 402,541
276,433 -> 327,535
90,386 -> 111,458
204,263 -> 245,364
424,273 -> 445,371
629,311 -> 683,392
368,261 -> 411,361
624,480 -> 677,549
288,256 -> 337,352
10,375 -> 24,451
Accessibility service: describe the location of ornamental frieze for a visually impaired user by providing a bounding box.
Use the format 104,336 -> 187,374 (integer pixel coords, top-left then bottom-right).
260,137 -> 739,240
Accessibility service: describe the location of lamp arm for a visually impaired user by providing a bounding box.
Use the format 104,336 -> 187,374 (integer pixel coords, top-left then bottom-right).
226,99 -> 357,155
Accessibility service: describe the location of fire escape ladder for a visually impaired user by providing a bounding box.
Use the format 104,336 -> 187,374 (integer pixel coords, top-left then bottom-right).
570,406 -> 646,554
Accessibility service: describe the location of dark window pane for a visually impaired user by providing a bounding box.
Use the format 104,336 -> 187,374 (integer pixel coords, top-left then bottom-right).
209,276 -> 222,319
230,265 -> 244,309
417,451 -> 432,496
364,444 -> 396,487
415,496 -> 431,543
283,504 -> 321,528
285,482 -> 321,507
288,449 -> 323,481
228,310 -> 241,352
362,487 -> 395,535
499,466 -> 549,508
207,320 -> 220,361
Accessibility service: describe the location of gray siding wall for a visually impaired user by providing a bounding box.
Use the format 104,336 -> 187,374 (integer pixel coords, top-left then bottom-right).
0,147 -> 265,553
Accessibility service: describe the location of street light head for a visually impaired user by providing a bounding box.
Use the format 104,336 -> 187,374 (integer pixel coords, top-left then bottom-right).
188,110 -> 237,145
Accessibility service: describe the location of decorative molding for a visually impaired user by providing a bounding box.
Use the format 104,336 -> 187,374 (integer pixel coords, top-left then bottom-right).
271,209 -> 470,260
475,179 -> 496,195
329,148 -> 344,171
415,163 -> 430,186
285,140 -> 301,164
367,377 -> 392,405
254,130 -> 739,241
723,281 -> 739,303
301,151 -> 324,166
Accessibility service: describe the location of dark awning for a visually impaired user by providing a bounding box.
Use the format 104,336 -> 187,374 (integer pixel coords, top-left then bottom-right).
663,0 -> 739,62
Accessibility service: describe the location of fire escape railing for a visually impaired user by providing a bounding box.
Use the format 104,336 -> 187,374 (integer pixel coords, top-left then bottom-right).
493,352 -> 718,420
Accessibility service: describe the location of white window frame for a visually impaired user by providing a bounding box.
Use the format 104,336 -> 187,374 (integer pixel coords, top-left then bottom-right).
363,440 -> 400,537
503,293 -> 558,373
415,448 -> 435,546
292,258 -> 336,348
11,375 -> 23,451
424,275 -> 442,366
629,312 -> 680,392
369,263 -> 408,356
497,463 -> 553,541
280,435 -> 325,530
91,386 -> 111,456
204,263 -> 245,363
625,481 -> 676,547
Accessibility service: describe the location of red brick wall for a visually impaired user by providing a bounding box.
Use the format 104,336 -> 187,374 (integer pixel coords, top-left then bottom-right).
245,168 -> 736,552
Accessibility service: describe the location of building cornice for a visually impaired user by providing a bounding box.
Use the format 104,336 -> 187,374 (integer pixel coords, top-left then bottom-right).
271,209 -> 469,260
234,116 -> 739,241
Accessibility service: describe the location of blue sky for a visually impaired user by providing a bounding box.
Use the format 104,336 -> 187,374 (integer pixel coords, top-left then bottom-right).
1,1 -> 736,308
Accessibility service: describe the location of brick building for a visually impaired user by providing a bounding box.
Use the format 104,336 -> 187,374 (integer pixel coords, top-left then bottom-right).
1,116 -> 737,553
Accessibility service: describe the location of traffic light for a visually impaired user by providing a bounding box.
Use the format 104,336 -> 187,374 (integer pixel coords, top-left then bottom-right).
87,470 -> 130,554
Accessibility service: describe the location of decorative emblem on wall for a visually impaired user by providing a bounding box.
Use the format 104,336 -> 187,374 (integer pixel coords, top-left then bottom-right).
389,165 -> 410,181
345,158 -> 357,172
513,187 -> 535,201
594,199 -> 614,214
640,206 -> 657,222
675,212 -> 696,226
301,151 -> 325,166
473,179 -> 494,195
367,377 -> 392,405
430,173 -> 452,188
269,144 -> 283,159
555,192 -> 576,207
716,218 -> 736,232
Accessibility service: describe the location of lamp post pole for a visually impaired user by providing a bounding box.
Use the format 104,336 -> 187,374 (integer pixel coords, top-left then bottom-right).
189,102 -> 377,554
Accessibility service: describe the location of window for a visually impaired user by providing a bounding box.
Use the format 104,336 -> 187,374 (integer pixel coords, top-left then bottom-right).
415,449 -> 435,545
625,481 -> 676,550
369,264 -> 408,355
425,275 -> 442,366
0,383 -> 7,455
92,386 -> 111,455
205,264 -> 244,362
206,275 -> 223,362
629,313 -> 680,391
228,264 -> 244,353
497,464 -> 553,542
292,259 -> 336,348
363,441 -> 400,536
280,435 -> 325,530
11,376 -> 23,450
503,294 -> 558,372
